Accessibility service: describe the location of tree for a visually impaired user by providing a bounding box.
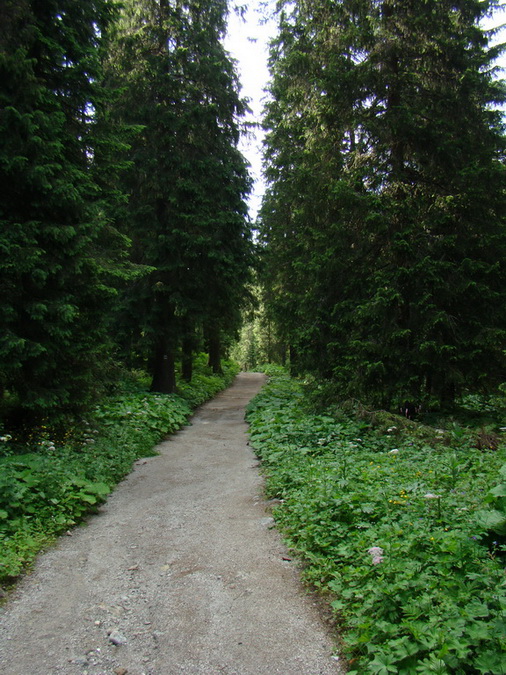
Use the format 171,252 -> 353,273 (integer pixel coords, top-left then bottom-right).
105,0 -> 253,391
260,0 -> 506,408
0,0 -> 127,417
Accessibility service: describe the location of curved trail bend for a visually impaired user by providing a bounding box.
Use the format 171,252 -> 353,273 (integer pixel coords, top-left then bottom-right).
0,373 -> 342,675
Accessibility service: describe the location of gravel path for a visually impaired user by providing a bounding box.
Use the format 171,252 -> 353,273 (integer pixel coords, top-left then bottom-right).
0,373 -> 343,675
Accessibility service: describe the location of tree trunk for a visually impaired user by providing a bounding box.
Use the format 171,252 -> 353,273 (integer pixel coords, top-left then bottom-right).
207,324 -> 223,374
289,344 -> 298,376
150,336 -> 177,393
181,334 -> 193,382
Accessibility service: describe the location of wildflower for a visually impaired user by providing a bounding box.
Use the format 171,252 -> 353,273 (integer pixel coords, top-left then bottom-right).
0,434 -> 12,442
368,546 -> 384,563
387,427 -> 397,433
389,449 -> 399,454
424,493 -> 440,499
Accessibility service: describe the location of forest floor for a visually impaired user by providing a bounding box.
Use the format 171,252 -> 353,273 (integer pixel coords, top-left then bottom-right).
0,372 -> 342,675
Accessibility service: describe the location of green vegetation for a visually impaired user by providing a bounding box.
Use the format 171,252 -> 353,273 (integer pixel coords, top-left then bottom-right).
0,0 -> 252,421
103,0 -> 253,392
246,372 -> 506,674
260,0 -> 506,408
0,358 -> 238,586
0,0 -> 129,415
230,287 -> 287,370
2,2 -> 506,668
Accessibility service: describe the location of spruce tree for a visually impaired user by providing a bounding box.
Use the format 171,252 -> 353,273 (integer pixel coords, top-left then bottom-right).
105,0 -> 252,391
261,0 -> 506,408
0,0 -> 126,417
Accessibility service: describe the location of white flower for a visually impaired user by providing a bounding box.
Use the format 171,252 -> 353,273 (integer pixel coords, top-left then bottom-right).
387,427 -> 397,433
424,493 -> 440,499
389,449 -> 399,454
0,435 -> 12,442
368,546 -> 385,565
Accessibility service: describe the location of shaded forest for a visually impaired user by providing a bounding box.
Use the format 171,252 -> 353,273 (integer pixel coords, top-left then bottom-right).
2,5 -> 506,670
258,0 -> 506,411
1,0 -> 506,427
1,0 -> 253,426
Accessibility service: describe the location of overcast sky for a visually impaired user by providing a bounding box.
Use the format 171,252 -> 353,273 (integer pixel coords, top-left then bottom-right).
224,1 -> 506,221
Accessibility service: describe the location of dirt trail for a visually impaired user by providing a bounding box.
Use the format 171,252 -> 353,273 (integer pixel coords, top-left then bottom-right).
0,373 -> 343,675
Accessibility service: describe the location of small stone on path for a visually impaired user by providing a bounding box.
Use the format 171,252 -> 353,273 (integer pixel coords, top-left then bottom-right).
108,630 -> 127,646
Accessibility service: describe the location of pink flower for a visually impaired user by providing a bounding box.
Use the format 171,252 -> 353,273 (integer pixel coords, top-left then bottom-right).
368,546 -> 385,564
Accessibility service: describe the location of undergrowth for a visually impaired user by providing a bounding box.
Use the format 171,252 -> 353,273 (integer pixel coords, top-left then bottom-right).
0,357 -> 239,586
246,372 -> 506,675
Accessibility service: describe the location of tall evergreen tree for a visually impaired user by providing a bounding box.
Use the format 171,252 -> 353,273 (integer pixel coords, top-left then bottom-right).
105,0 -> 253,391
261,0 -> 506,408
0,0 -> 126,417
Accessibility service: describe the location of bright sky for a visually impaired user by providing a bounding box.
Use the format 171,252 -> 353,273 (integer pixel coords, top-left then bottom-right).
224,1 -> 276,220
225,1 -> 506,221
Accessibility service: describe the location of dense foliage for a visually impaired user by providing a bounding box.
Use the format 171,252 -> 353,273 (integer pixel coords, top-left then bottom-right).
246,372 -> 506,674
0,0 -> 129,415
0,0 -> 253,423
103,0 -> 254,392
260,0 -> 506,409
0,358 -> 239,584
231,286 -> 287,369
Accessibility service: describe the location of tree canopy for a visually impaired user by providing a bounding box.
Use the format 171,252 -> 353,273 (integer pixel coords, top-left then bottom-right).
0,0 -> 254,420
260,0 -> 506,408
0,0 -> 127,414
104,0 -> 253,392
2,0 -> 506,421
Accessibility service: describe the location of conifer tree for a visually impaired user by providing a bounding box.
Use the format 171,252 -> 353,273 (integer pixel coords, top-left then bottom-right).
105,0 -> 252,391
261,0 -> 506,407
0,0 -> 126,416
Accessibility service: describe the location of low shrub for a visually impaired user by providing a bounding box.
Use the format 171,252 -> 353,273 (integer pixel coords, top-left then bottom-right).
246,373 -> 506,674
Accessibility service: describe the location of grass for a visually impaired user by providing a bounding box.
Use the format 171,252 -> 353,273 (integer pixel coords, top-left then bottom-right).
0,356 -> 239,587
246,372 -> 506,675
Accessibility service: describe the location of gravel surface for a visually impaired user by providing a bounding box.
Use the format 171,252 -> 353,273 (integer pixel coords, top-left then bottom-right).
0,373 -> 343,675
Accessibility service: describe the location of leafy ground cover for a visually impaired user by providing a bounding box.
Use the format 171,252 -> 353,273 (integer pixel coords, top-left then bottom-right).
246,372 -> 506,675
0,357 -> 239,586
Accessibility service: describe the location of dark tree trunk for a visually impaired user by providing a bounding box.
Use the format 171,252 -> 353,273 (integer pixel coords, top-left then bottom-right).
207,325 -> 223,374
289,344 -> 298,375
181,334 -> 193,382
150,336 -> 176,393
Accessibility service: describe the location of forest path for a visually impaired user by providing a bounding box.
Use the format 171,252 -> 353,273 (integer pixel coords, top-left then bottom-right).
0,373 -> 342,675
